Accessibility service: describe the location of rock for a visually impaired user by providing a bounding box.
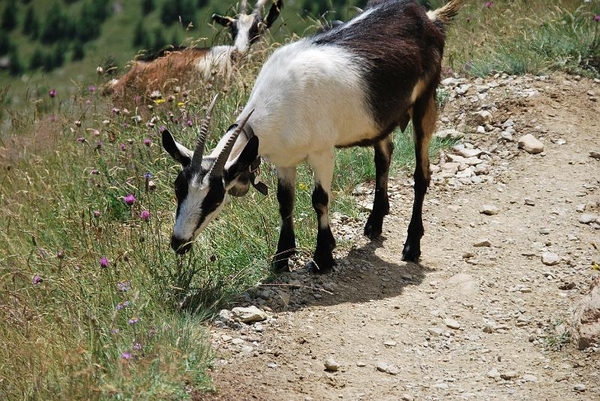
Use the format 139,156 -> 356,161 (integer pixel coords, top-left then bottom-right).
324,357 -> 340,372
480,204 -> 500,215
444,318 -> 461,330
435,128 -> 464,139
518,134 -> 544,154
541,252 -> 560,266
473,239 -> 492,247
487,368 -> 500,379
376,362 -> 399,375
500,371 -> 519,380
231,305 -> 268,323
579,214 -> 598,224
571,278 -> 600,349
522,374 -> 538,382
574,383 -> 586,392
456,148 -> 483,158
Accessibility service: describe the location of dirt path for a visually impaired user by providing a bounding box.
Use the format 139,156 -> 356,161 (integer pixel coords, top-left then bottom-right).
203,73 -> 600,400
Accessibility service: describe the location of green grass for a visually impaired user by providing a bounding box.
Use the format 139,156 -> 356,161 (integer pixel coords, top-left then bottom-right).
1,0 -> 599,399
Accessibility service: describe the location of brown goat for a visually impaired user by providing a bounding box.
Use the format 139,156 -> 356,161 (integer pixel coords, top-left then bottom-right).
103,0 -> 283,103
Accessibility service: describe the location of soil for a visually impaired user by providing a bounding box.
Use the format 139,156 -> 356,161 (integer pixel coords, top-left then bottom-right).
203,72 -> 600,401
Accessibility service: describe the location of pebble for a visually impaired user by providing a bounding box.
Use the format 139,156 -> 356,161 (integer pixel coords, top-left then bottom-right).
324,357 -> 340,372
573,383 -> 586,392
231,306 -> 268,323
522,374 -> 538,382
500,371 -> 519,380
541,252 -> 560,266
518,134 -> 544,154
377,362 -> 399,375
473,239 -> 492,247
480,204 -> 500,215
579,214 -> 598,224
487,368 -> 500,379
444,318 -> 461,330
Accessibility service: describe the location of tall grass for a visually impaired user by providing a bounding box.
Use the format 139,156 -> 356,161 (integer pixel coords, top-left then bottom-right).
446,0 -> 600,77
1,0 -> 598,399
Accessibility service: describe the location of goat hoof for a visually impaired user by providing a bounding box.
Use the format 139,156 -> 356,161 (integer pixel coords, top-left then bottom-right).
364,219 -> 383,239
272,258 -> 290,273
307,259 -> 335,274
401,243 -> 421,263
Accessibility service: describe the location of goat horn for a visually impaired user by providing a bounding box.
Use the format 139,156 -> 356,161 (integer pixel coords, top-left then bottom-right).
190,94 -> 219,172
210,110 -> 254,178
252,0 -> 269,16
240,0 -> 248,14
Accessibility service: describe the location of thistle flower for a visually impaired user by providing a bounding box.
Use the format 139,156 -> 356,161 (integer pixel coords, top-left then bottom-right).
49,89 -> 56,98
88,85 -> 96,94
123,194 -> 136,205
120,143 -> 126,151
595,15 -> 600,22
100,256 -> 109,268
140,210 -> 150,221
485,1 -> 492,8
143,138 -> 151,146
32,274 -> 42,285
93,210 -> 101,218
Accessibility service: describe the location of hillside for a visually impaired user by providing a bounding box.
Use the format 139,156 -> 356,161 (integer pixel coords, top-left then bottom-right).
0,0 -> 366,105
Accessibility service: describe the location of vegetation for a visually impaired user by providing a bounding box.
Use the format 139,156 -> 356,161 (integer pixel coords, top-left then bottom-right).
0,0 -> 599,399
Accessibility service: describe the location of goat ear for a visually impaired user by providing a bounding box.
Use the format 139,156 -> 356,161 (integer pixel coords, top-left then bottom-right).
225,136 -> 259,181
263,0 -> 283,28
162,129 -> 192,167
212,14 -> 235,27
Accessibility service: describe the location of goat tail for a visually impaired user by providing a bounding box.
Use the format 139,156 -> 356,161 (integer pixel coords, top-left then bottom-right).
427,0 -> 464,26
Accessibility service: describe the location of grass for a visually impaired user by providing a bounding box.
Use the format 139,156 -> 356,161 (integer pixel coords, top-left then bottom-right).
1,0 -> 599,399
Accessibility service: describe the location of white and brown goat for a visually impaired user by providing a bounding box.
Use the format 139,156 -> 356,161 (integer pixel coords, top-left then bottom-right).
162,0 -> 464,273
104,0 -> 283,102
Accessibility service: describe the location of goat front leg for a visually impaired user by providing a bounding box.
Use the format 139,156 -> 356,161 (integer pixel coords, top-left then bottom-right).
365,135 -> 394,238
308,151 -> 336,274
273,167 -> 297,272
402,94 -> 436,262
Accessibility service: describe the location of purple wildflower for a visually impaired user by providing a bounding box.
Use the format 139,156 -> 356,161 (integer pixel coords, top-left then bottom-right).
123,194 -> 136,206
116,301 -> 131,310
49,89 -> 56,98
144,172 -> 153,179
485,1 -> 492,8
32,274 -> 42,285
93,210 -> 101,218
88,85 -> 96,94
143,138 -> 152,146
117,280 -> 131,292
186,119 -> 193,127
120,143 -> 126,151
140,210 -> 150,221
91,169 -> 99,175
128,317 -> 140,325
77,137 -> 85,143
133,342 -> 142,351
595,15 -> 600,22
121,352 -> 132,360
57,250 -> 64,259
100,256 -> 109,268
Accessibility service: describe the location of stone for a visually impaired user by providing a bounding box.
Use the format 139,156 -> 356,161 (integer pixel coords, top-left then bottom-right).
473,239 -> 492,247
571,278 -> 600,349
574,383 -> 586,392
518,134 -> 544,154
444,318 -> 461,330
500,371 -> 519,380
579,214 -> 598,224
324,357 -> 340,372
480,204 -> 500,215
231,305 -> 268,323
541,252 -> 560,266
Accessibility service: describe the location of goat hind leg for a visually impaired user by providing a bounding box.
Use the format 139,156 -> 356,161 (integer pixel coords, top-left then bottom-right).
364,135 -> 394,239
402,95 -> 435,262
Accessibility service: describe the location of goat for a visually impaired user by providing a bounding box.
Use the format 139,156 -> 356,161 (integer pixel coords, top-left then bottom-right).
104,0 -> 283,102
162,0 -> 464,273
